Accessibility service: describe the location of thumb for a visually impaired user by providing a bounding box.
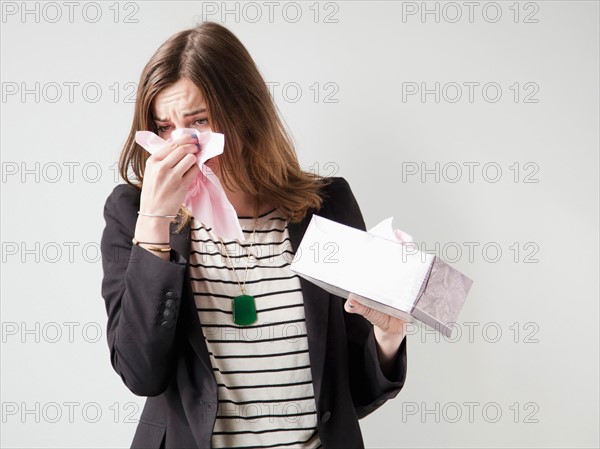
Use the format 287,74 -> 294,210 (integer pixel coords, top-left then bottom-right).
344,295 -> 365,314
344,294 -> 390,329
344,297 -> 357,313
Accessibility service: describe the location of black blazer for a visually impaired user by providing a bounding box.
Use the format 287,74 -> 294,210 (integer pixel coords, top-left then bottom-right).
100,176 -> 408,449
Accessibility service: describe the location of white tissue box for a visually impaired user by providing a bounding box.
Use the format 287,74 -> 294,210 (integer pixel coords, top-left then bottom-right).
289,214 -> 473,337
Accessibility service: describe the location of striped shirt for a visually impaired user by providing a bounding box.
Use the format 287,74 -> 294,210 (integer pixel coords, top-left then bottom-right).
189,207 -> 322,449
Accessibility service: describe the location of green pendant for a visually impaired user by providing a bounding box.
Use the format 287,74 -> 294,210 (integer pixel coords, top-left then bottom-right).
232,294 -> 258,326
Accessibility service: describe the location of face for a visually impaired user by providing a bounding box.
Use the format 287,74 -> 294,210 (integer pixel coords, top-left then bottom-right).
152,77 -> 219,173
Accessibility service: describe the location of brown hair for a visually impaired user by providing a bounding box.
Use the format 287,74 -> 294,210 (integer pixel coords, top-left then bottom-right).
118,21 -> 333,233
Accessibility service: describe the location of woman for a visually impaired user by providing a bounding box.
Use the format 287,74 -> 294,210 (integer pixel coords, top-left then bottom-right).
100,22 -> 408,449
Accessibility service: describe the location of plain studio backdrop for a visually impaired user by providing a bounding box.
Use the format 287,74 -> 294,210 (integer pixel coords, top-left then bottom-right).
1,1 -> 598,448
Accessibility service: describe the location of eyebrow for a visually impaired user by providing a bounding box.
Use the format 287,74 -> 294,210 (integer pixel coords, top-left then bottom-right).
154,108 -> 207,122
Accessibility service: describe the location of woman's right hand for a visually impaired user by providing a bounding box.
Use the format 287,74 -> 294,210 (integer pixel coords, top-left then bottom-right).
139,134 -> 202,216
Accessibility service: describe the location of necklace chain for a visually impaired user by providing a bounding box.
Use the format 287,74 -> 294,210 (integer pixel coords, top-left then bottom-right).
217,216 -> 259,295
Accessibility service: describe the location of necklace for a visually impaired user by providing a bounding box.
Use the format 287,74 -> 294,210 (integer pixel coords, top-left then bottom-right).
217,216 -> 259,326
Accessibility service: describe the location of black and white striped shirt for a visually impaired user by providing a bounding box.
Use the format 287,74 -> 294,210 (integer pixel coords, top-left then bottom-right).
189,208 -> 322,449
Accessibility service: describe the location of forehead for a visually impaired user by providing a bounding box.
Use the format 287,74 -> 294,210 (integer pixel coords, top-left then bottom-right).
152,78 -> 206,118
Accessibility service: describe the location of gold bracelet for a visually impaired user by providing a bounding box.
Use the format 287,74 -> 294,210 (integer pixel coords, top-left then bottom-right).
132,237 -> 171,253
144,246 -> 171,253
132,237 -> 170,245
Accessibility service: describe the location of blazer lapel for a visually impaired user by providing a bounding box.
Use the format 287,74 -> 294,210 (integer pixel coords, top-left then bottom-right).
287,208 -> 331,408
170,222 -> 222,448
169,221 -> 213,373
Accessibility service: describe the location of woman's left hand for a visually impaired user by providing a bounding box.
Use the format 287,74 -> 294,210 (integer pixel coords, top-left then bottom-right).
344,293 -> 408,338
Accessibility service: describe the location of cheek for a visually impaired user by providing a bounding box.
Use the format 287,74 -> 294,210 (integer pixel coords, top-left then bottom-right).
205,156 -> 221,173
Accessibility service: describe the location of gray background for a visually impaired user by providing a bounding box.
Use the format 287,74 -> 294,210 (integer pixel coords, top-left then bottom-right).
1,1 -> 598,447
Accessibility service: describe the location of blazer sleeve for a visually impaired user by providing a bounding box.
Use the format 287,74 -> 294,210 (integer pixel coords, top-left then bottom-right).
100,184 -> 188,397
329,177 -> 408,419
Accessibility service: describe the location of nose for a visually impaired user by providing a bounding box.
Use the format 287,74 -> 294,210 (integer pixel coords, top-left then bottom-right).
172,128 -> 198,139
164,121 -> 186,139
170,128 -> 200,153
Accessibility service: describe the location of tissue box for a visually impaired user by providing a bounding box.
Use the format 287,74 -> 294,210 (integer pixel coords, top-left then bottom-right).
289,214 -> 473,337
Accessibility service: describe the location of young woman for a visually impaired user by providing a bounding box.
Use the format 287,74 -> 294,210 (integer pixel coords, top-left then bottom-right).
100,21 -> 408,449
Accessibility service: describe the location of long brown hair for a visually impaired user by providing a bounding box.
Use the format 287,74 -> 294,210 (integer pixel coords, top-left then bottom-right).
118,21 -> 333,233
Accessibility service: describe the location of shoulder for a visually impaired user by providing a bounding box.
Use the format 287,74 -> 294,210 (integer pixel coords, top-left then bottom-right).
319,176 -> 365,231
105,183 -> 141,206
320,176 -> 354,202
102,183 -> 142,234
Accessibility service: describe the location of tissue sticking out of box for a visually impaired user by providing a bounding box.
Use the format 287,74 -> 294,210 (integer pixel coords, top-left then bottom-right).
289,214 -> 473,337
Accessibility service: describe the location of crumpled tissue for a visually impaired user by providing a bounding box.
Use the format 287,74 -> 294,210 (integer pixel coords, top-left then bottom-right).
135,128 -> 246,242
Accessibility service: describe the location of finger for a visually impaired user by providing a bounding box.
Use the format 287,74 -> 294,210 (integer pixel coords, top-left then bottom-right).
344,297 -> 369,316
174,153 -> 199,180
393,228 -> 412,244
393,229 -> 404,243
181,161 -> 202,185
161,139 -> 201,170
153,135 -> 199,161
344,293 -> 366,313
345,297 -> 391,329
344,297 -> 357,313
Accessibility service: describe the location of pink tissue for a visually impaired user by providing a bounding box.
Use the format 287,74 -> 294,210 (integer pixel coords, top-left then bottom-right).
135,128 -> 245,242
